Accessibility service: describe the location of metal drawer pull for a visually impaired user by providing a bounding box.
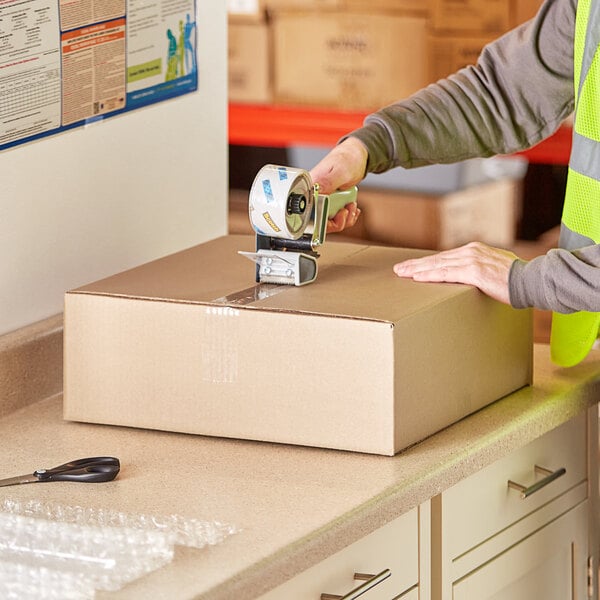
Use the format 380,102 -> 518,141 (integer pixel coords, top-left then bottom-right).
507,465 -> 567,499
320,569 -> 391,600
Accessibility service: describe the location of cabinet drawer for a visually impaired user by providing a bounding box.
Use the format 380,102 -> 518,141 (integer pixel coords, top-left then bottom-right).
452,501 -> 588,600
258,507 -> 419,600
396,587 -> 419,600
441,412 -> 587,559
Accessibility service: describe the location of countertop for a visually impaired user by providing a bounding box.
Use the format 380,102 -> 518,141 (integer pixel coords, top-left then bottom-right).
1,344 -> 599,599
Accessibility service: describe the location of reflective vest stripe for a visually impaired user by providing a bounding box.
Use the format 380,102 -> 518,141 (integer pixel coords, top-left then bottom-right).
569,131 -> 600,180
558,219 -> 594,251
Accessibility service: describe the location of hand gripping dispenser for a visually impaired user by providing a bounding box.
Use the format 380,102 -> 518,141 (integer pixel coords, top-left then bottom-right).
239,164 -> 358,286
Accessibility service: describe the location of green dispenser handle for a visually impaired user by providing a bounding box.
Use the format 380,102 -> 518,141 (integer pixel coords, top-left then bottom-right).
326,186 -> 358,218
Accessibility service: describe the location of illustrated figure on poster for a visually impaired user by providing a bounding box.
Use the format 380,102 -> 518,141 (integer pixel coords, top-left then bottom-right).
184,13 -> 197,75
166,28 -> 178,80
178,20 -> 185,77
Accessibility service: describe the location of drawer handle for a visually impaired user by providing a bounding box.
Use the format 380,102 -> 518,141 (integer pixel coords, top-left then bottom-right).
507,465 -> 567,499
320,569 -> 391,600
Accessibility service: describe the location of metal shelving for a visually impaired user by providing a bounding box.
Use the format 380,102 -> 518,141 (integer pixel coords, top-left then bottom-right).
229,103 -> 572,165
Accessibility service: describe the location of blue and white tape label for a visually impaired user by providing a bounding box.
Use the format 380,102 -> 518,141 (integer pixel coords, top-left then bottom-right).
262,179 -> 274,203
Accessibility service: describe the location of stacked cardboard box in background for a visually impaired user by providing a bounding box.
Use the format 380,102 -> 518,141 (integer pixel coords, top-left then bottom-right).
431,0 -> 512,34
228,18 -> 271,103
271,11 -> 429,110
349,178 -> 521,250
428,0 -> 543,82
228,0 -> 544,109
227,1 -> 270,103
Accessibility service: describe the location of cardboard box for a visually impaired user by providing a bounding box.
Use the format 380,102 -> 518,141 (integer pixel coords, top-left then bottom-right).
428,33 -> 495,82
272,11 -> 429,110
265,0 -> 342,10
342,0 -> 430,14
228,20 -> 272,103
357,177 -> 521,250
228,188 -> 254,235
227,0 -> 264,23
64,236 -> 532,456
431,0 -> 511,34
511,0 -> 543,27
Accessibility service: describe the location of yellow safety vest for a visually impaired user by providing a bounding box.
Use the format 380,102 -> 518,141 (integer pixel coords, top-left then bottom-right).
550,0 -> 600,366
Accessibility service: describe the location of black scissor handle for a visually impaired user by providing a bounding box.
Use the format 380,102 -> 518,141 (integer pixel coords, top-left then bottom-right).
35,456 -> 120,483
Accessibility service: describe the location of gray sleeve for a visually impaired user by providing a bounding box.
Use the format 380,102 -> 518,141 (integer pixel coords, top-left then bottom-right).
509,245 -> 600,313
349,0 -> 576,173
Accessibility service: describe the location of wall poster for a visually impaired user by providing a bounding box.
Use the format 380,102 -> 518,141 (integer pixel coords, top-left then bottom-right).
0,0 -> 197,150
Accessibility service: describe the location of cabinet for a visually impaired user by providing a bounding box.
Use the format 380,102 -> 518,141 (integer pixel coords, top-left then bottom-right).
432,410 -> 597,600
258,503 -> 430,600
256,411 -> 597,600
452,502 -> 588,600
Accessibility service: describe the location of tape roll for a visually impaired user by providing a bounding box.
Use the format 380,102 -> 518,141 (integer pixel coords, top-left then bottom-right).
248,165 -> 314,240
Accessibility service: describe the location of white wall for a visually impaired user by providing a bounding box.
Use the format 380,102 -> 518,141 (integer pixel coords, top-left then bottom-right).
0,2 -> 228,336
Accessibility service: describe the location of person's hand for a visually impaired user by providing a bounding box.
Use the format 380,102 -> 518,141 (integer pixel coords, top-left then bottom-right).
393,242 -> 519,305
326,201 -> 361,234
309,137 -> 368,233
310,137 -> 368,194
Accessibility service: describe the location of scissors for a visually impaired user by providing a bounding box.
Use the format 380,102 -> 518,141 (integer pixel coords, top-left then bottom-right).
0,456 -> 120,487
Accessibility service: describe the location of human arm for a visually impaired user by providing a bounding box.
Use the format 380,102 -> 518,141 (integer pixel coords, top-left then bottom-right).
313,0 -> 576,231
393,243 -> 517,305
510,245 -> 600,312
393,242 -> 600,314
353,0 -> 576,173
310,137 -> 367,231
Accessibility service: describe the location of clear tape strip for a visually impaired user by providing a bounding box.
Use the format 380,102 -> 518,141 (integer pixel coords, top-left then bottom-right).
213,283 -> 288,306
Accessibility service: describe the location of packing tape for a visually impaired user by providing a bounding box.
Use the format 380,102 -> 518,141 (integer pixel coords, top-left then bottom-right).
212,283 -> 288,306
248,164 -> 313,240
202,306 -> 240,384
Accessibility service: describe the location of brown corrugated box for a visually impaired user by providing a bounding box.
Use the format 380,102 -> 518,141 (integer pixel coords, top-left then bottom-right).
64,236 -> 532,456
431,0 -> 511,34
355,178 -> 520,250
428,33 -> 495,82
267,0 -> 427,10
227,0 -> 265,23
272,11 -> 429,110
429,1 -> 543,83
511,0 -> 543,27
265,0 -> 342,9
228,18 -> 272,103
342,0 -> 429,14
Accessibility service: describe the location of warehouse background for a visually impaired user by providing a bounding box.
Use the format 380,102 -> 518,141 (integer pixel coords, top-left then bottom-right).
227,0 -> 564,343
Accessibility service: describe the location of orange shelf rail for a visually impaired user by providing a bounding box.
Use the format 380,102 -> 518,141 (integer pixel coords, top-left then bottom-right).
228,103 -> 366,148
229,103 -> 572,165
516,124 -> 572,165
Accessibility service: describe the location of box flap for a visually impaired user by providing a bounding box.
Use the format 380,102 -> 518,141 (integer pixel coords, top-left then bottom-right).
69,235 -> 477,322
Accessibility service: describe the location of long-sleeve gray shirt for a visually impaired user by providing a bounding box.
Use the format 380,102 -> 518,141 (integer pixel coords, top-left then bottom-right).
350,0 -> 600,314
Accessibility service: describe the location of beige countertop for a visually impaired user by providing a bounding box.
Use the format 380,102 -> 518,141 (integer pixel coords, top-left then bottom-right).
1,344 -> 599,599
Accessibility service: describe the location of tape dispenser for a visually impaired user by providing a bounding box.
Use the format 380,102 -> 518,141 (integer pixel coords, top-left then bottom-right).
239,164 -> 358,286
